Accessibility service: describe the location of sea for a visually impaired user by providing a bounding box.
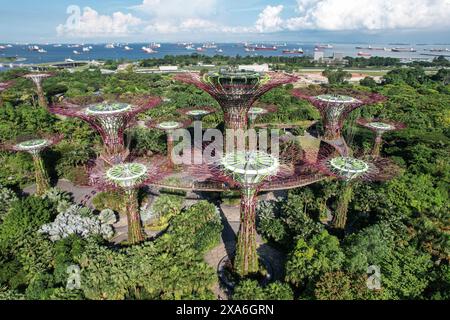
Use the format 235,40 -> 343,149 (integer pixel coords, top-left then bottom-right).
1,42 -> 449,71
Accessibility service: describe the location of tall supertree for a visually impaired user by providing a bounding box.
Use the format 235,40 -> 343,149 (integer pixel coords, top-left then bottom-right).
90,158 -> 168,244
248,105 -> 278,128
191,150 -> 295,276
175,70 -> 297,131
177,106 -> 216,121
146,119 -> 192,170
2,134 -> 63,196
0,81 -> 13,106
50,94 -> 161,165
293,88 -> 385,156
23,73 -> 53,109
356,118 -> 406,157
312,142 -> 399,231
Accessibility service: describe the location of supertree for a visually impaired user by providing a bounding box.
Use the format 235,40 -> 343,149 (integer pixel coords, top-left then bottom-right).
2,134 -> 63,196
146,119 -> 192,169
248,105 -> 278,128
356,118 -> 406,157
292,88 -> 385,156
190,150 -> 294,276
23,73 -> 53,109
90,158 -> 168,244
177,106 -> 216,121
175,69 -> 297,131
0,81 -> 14,106
49,94 -> 161,165
312,142 -> 399,231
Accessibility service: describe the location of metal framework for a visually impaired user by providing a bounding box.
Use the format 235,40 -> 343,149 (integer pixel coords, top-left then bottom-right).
293,88 -> 386,156
49,94 -> 161,165
146,118 -> 192,169
356,118 -> 406,157
2,133 -> 63,196
24,73 -> 54,109
89,156 -> 169,244
175,70 -> 297,130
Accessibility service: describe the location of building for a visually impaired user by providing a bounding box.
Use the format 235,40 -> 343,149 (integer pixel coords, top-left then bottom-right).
333,52 -> 344,62
159,66 -> 178,72
314,51 -> 324,62
238,63 -> 270,72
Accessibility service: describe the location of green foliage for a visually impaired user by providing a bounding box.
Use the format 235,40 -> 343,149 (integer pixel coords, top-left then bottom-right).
322,68 -> 352,85
0,185 -> 18,222
312,271 -> 382,300
0,196 -> 56,252
92,190 -> 124,212
233,280 -> 294,300
285,231 -> 345,287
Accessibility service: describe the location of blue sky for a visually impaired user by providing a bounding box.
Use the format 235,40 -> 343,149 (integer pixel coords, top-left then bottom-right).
1,0 -> 449,43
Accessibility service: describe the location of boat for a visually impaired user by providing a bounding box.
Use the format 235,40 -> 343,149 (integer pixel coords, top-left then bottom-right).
37,48 -> 47,53
142,46 -> 157,54
124,46 -> 133,51
357,52 -> 372,57
65,58 -> 75,63
203,42 -> 217,49
185,45 -> 195,50
316,44 -> 333,49
105,43 -> 115,49
245,47 -> 255,52
82,47 -> 91,52
254,45 -> 277,51
392,47 -> 416,52
53,44 -> 62,48
283,48 -> 304,54
73,50 -> 81,55
196,47 -> 205,52
28,45 -> 41,51
149,42 -> 161,48
216,49 -> 223,53
0,45 -> 6,50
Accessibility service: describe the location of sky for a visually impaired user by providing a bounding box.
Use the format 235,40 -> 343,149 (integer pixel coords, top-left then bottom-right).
0,0 -> 450,43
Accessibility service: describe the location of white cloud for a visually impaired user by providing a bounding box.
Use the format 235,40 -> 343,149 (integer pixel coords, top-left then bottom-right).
56,7 -> 142,38
255,5 -> 284,32
133,0 -> 217,18
256,0 -> 450,32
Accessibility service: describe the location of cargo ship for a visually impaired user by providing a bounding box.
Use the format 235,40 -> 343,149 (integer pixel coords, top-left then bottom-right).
283,48 -> 304,54
392,47 -> 416,52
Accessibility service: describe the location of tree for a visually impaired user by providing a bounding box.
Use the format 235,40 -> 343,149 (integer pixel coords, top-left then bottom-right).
322,68 -> 352,85
285,230 -> 345,287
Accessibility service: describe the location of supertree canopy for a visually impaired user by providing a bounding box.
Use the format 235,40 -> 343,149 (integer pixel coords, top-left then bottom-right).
248,105 -> 277,128
2,134 -> 62,196
312,142 -> 399,230
357,118 -> 406,157
175,69 -> 297,130
91,158 -> 168,244
24,73 -> 53,109
146,118 -> 192,169
177,106 -> 216,121
50,94 -> 161,165
292,88 -> 386,156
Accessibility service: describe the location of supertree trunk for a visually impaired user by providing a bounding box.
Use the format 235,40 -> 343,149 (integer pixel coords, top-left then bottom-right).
166,133 -> 175,170
373,133 -> 383,157
36,83 -> 48,109
223,107 -> 249,131
332,182 -> 353,230
32,154 -> 50,196
124,189 -> 145,244
235,187 -> 259,276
